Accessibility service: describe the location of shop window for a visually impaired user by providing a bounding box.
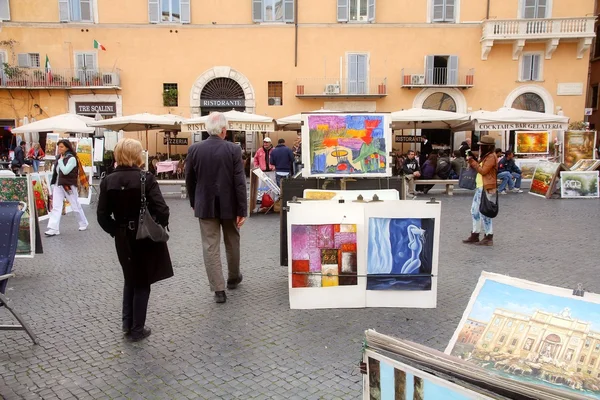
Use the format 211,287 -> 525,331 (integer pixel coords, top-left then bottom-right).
590,85 -> 599,110
520,53 -> 542,82
149,0 -> 190,24
59,0 -> 93,22
337,0 -> 375,23
163,83 -> 178,107
0,0 -> 10,21
268,81 -> 283,106
432,0 -> 455,23
17,53 -> 40,68
252,0 -> 294,23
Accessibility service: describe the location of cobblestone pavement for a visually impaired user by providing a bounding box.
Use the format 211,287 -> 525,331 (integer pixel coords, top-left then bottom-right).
1,189 -> 599,399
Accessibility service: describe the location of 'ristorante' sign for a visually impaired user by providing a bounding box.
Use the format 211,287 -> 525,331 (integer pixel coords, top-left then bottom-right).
476,122 -> 568,131
183,121 -> 275,132
201,99 -> 245,107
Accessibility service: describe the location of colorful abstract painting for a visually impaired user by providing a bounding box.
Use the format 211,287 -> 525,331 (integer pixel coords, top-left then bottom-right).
291,224 -> 358,288
0,176 -> 35,257
560,171 -> 599,199
367,218 -> 434,291
303,113 -> 391,177
446,272 -> 600,399
515,131 -> 549,155
563,131 -> 596,168
529,162 -> 562,198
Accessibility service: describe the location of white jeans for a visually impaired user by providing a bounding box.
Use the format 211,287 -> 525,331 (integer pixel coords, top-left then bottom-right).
47,185 -> 88,231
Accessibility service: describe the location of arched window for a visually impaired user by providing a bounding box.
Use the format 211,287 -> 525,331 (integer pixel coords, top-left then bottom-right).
512,92 -> 545,113
422,92 -> 457,112
201,78 -> 245,100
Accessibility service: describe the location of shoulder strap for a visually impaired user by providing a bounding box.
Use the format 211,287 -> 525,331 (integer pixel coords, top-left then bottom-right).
140,171 -> 147,214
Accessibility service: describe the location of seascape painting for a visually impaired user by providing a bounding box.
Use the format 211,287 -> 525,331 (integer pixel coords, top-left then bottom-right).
303,113 -> 392,178
563,131 -> 596,168
291,224 -> 358,288
515,131 -> 549,155
560,171 -> 599,199
367,218 -> 434,291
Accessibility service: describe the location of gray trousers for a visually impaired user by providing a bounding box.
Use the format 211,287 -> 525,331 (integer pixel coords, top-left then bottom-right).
199,218 -> 241,292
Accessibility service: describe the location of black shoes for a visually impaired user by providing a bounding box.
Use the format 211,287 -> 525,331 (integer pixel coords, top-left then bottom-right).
129,327 -> 151,342
215,291 -> 227,304
227,274 -> 243,290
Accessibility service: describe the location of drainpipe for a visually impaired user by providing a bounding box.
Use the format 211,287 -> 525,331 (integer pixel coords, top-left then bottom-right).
486,0 -> 490,19
294,0 -> 299,67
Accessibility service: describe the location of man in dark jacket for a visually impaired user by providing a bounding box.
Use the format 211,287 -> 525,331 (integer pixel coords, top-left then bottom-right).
185,112 -> 247,304
11,141 -> 26,175
458,139 -> 471,158
497,150 -> 523,194
401,150 -> 421,196
270,138 -> 294,187
419,135 -> 432,167
436,150 -> 452,180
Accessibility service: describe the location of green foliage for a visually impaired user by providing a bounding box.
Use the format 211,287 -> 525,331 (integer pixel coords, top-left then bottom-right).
3,62 -> 24,79
163,88 -> 178,107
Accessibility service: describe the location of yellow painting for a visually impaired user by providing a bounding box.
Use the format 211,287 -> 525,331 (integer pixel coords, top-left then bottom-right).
515,131 -> 549,155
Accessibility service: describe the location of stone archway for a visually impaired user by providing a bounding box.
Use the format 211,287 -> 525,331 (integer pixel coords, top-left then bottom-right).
189,66 -> 256,117
504,84 -> 554,114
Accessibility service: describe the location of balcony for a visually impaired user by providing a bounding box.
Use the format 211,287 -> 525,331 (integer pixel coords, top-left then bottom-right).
295,77 -> 388,99
401,68 -> 475,89
481,17 -> 596,60
0,68 -> 121,89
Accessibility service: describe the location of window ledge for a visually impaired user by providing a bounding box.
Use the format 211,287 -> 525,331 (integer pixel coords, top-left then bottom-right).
516,80 -> 545,83
60,20 -> 95,24
256,21 -> 292,25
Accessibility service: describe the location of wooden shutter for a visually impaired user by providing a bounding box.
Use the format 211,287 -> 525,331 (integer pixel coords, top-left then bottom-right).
17,53 -> 30,68
425,55 -> 434,84
357,54 -> 367,94
148,0 -> 160,23
531,55 -> 540,81
348,54 -> 358,94
283,0 -> 293,22
252,0 -> 262,22
521,55 -> 532,81
80,0 -> 92,21
432,0 -> 444,22
180,0 -> 191,23
85,53 -> 97,70
0,0 -> 10,21
337,0 -> 348,22
59,0 -> 70,22
367,0 -> 375,22
448,55 -> 458,85
444,0 -> 455,22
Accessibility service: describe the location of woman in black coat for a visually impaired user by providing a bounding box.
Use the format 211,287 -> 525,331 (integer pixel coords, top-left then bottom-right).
97,138 -> 173,342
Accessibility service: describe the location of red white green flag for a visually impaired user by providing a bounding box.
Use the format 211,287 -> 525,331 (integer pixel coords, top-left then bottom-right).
93,40 -> 106,51
45,55 -> 53,82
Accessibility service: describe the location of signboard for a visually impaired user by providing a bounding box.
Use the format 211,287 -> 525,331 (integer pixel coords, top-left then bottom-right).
395,135 -> 423,143
585,108 -> 593,116
163,137 -> 188,145
183,121 -> 275,132
475,122 -> 568,131
557,82 -> 584,96
201,99 -> 245,108
75,102 -> 116,115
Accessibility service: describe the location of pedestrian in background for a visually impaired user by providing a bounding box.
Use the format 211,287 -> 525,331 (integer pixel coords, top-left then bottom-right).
28,142 -> 45,173
45,139 -> 88,236
419,135 -> 432,167
270,138 -> 294,187
185,112 -> 247,304
97,138 -> 173,342
253,137 -> 275,173
498,150 -> 523,194
450,150 -> 466,179
10,141 -> 26,175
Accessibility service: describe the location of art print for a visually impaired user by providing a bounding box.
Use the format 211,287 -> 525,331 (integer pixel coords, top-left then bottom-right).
529,161 -> 561,198
76,137 -> 93,168
30,173 -> 52,220
0,176 -> 35,257
446,272 -> 600,399
515,131 -> 549,155
302,113 -> 392,178
78,172 -> 93,205
45,133 -> 59,159
560,171 -> 599,199
563,131 -> 596,168
514,158 -> 545,180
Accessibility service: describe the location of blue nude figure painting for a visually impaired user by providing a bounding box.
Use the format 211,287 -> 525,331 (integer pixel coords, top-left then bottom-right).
367,218 -> 434,291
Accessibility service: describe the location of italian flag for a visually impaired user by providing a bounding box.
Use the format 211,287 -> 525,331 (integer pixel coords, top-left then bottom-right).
45,55 -> 52,82
93,40 -> 106,51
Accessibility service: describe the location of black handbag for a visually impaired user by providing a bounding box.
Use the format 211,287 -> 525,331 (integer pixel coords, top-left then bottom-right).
136,171 -> 169,243
458,167 -> 477,190
479,180 -> 499,219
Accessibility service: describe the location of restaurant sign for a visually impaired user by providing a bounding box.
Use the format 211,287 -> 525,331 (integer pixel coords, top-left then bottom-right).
183,121 -> 275,132
395,135 -> 424,143
475,122 -> 568,131
75,102 -> 116,115
201,99 -> 245,108
163,137 -> 188,145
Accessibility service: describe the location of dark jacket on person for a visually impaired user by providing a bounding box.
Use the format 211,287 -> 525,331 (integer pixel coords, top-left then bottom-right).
451,156 -> 466,176
270,144 -> 294,173
401,157 -> 420,175
498,156 -> 521,174
185,135 -> 247,219
436,156 -> 452,179
50,152 -> 78,186
458,141 -> 470,158
421,160 -> 436,179
11,145 -> 25,167
97,167 -> 173,287
419,140 -> 433,166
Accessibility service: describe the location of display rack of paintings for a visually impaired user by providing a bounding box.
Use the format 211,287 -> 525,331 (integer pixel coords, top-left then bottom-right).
301,113 -> 392,178
563,131 -> 597,168
446,272 -> 600,399
514,158 -> 546,180
560,171 -> 599,199
529,161 -> 567,199
303,189 -> 400,201
0,175 -> 36,258
570,159 -> 600,172
515,131 -> 550,155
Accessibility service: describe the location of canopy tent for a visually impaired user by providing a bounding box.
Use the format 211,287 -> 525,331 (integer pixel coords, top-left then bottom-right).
276,109 -> 340,130
12,113 -> 95,134
181,110 -> 275,132
88,113 -> 183,149
453,108 -> 570,132
391,108 -> 471,130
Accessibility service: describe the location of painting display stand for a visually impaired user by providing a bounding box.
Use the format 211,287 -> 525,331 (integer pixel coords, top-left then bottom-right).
287,199 -> 440,309
249,169 -> 280,215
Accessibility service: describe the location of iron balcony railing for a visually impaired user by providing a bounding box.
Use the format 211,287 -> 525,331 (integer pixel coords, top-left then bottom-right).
401,68 -> 475,88
295,77 -> 388,97
0,68 -> 121,89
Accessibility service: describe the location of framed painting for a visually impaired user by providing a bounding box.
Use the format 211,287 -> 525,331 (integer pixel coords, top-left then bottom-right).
563,131 -> 596,168
446,272 -> 600,399
45,133 -> 60,160
0,175 -> 36,258
30,172 -> 53,221
560,171 -> 599,199
364,201 -> 440,308
514,131 -> 549,155
78,172 -> 93,205
571,159 -> 600,172
301,113 -> 392,178
513,158 -> 546,180
529,161 -> 563,198
76,137 -> 93,168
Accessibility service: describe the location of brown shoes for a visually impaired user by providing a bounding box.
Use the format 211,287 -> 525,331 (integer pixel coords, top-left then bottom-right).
476,234 -> 494,246
462,232 -> 480,244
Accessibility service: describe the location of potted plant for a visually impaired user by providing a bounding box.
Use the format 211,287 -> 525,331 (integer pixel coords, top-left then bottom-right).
33,70 -> 45,86
52,74 -> 66,87
3,63 -> 25,86
92,73 -> 102,86
162,88 -> 178,107
71,77 -> 81,86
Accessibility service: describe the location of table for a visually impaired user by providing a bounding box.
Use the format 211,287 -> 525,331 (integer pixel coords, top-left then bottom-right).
156,161 -> 179,174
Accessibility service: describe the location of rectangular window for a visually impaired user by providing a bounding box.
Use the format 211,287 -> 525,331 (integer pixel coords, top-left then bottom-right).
580,355 -> 586,363
586,339 -> 592,348
348,53 -> 367,95
432,0 -> 455,23
521,54 -> 541,81
591,357 -> 597,366
253,0 -> 294,23
425,55 -> 458,86
75,52 -> 97,83
149,0 -> 190,23
17,53 -> 41,68
0,0 -> 10,21
59,0 -> 93,22
163,83 -> 178,107
511,339 -> 518,346
349,0 -> 367,21
523,0 -> 546,19
268,81 -> 283,106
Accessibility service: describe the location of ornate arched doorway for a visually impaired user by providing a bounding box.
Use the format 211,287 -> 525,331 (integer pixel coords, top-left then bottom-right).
421,92 -> 457,152
512,92 -> 546,113
540,334 -> 562,360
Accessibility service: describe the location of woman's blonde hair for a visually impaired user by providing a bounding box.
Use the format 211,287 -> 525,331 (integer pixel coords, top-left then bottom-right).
114,138 -> 144,167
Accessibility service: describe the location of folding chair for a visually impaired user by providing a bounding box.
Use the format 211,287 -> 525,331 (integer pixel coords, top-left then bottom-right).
0,201 -> 38,344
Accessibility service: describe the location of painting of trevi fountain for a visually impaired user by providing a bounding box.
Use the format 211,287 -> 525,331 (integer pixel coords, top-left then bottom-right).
447,278 -> 600,397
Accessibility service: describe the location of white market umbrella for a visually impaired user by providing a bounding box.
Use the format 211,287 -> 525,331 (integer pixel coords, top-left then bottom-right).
183,110 -> 274,131
276,109 -> 340,130
391,108 -> 470,130
455,107 -> 570,131
12,113 -> 95,134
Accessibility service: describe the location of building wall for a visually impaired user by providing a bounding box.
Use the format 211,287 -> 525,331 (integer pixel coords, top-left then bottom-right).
0,0 -> 594,152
